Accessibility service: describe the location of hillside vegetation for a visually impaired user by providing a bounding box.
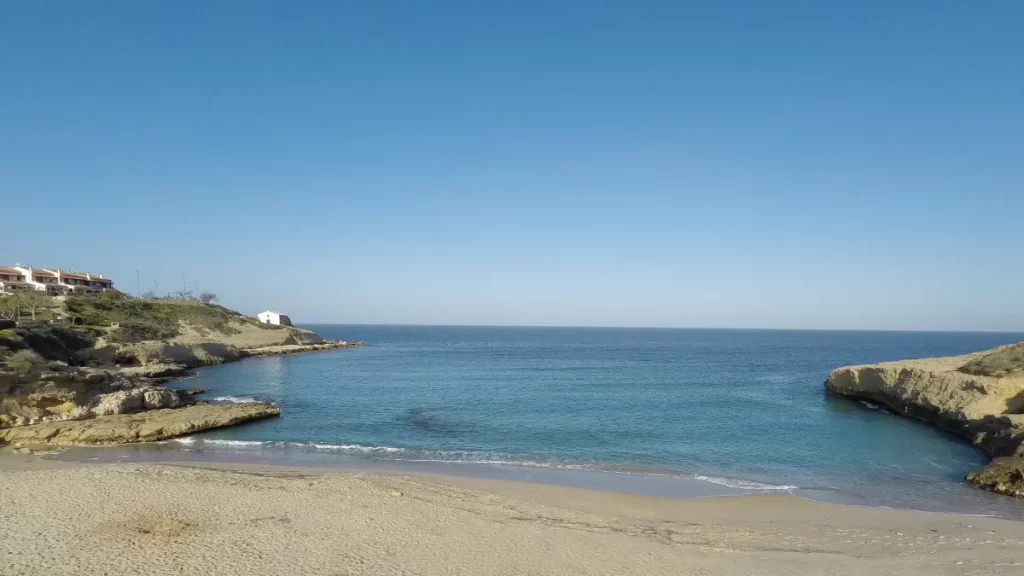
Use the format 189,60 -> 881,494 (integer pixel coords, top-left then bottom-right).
64,292 -> 283,344
1,292 -> 319,373
959,343 -> 1024,377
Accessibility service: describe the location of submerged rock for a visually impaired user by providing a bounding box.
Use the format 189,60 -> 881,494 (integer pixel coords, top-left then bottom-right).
824,344 -> 1024,498
0,402 -> 281,444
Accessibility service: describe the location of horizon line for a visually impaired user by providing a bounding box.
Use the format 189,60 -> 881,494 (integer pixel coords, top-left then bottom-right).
291,322 -> 1024,335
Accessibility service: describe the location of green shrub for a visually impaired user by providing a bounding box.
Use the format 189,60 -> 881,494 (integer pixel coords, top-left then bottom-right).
5,349 -> 43,375
12,324 -> 99,364
65,294 -> 244,337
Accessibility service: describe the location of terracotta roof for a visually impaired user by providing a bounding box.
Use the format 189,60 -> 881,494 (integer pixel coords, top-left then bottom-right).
60,271 -> 89,280
0,267 -> 24,276
30,269 -> 55,277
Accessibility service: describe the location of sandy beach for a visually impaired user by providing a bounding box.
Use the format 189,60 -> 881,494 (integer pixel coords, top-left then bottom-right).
2,455 -> 1023,575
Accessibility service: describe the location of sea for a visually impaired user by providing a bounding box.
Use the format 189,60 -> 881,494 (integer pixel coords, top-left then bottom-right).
56,326 -> 1024,518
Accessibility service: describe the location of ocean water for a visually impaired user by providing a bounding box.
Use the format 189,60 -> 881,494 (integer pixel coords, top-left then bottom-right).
74,326 -> 1024,517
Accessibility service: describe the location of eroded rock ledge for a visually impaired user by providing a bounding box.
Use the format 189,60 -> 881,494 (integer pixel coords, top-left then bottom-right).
824,343 -> 1024,497
0,402 -> 280,445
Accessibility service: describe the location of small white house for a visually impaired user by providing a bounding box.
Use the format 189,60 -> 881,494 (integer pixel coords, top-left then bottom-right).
257,310 -> 293,326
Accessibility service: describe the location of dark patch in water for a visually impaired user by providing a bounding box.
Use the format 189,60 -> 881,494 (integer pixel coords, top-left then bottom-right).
406,408 -> 455,435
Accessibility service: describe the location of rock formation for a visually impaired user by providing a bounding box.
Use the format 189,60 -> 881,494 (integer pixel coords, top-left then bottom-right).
825,343 -> 1024,497
1,295 -> 362,448
0,367 -> 192,428
0,402 -> 281,444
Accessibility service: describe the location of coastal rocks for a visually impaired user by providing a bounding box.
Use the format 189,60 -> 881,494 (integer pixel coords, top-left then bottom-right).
1,368 -> 194,428
289,331 -> 325,346
118,363 -> 191,380
1,317 -> 360,451
78,343 -> 119,365
0,402 -> 281,445
824,345 -> 1024,498
118,342 -> 246,368
965,457 -> 1024,498
245,341 -> 363,357
92,387 -> 187,416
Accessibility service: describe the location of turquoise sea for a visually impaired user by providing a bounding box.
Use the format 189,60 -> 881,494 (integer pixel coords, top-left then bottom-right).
69,326 -> 1024,518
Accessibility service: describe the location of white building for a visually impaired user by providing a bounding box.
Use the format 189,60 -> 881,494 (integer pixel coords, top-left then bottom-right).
0,267 -> 33,294
6,266 -> 115,296
257,310 -> 293,326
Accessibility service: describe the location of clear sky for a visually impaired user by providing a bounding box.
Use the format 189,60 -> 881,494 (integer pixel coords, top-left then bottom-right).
2,2 -> 1022,331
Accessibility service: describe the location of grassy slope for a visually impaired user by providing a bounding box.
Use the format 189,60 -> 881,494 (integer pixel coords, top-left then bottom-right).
64,293 -> 282,344
959,343 -> 1024,377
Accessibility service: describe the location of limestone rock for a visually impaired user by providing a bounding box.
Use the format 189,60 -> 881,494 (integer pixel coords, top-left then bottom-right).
965,456 -> 1024,497
825,344 -> 1024,498
290,331 -> 325,345
119,363 -> 190,379
93,390 -> 145,416
0,402 -> 281,445
2,369 -> 194,428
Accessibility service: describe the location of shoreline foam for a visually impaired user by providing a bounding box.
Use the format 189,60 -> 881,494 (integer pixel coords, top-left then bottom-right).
43,436 -> 1024,520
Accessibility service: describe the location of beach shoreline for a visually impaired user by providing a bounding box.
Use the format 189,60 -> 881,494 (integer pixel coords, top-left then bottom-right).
3,454 -> 1024,575
41,437 -> 1024,521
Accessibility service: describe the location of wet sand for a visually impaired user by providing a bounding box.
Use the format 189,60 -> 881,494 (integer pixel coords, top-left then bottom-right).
2,455 -> 1024,575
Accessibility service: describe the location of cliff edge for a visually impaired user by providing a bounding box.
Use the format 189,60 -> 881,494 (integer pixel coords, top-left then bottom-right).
825,343 -> 1024,497
1,292 -> 360,446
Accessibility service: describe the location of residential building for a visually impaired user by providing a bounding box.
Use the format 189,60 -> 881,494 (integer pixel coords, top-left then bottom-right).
0,267 -> 33,295
14,267 -> 64,296
6,266 -> 115,296
50,269 -> 115,294
257,310 -> 293,326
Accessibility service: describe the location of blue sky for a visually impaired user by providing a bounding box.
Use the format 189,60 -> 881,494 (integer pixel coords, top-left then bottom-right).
2,2 -> 1022,330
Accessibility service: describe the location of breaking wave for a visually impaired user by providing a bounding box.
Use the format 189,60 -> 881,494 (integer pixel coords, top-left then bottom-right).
162,437 -> 799,491
210,396 -> 260,404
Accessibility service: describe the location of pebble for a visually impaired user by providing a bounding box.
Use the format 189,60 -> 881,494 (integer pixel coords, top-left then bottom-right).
390,491 -> 403,497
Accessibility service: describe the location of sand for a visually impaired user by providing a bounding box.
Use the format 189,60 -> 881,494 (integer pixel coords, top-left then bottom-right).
2,456 -> 1024,575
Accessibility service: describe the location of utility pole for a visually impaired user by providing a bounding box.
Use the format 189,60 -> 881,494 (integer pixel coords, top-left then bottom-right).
182,276 -> 187,296
136,270 -> 140,298
153,281 -> 158,298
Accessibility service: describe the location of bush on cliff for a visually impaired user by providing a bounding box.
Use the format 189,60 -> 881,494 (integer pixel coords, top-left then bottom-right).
4,350 -> 43,375
959,343 -> 1024,378
0,328 -> 24,350
10,323 -> 100,364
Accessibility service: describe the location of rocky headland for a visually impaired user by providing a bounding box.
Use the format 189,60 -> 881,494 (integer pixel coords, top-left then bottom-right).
0,293 -> 361,448
825,342 -> 1024,497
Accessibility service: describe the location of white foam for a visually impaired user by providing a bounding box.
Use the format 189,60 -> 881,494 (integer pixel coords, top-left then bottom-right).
858,400 -> 892,415
201,439 -> 266,447
210,396 -> 259,404
157,439 -> 800,492
692,475 -> 798,491
310,443 -> 403,453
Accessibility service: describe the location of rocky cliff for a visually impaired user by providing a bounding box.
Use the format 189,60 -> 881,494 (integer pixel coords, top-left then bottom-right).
825,343 -> 1024,497
1,293 -> 360,447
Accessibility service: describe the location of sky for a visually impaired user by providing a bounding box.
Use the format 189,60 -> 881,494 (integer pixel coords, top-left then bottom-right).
2,1 -> 1022,331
